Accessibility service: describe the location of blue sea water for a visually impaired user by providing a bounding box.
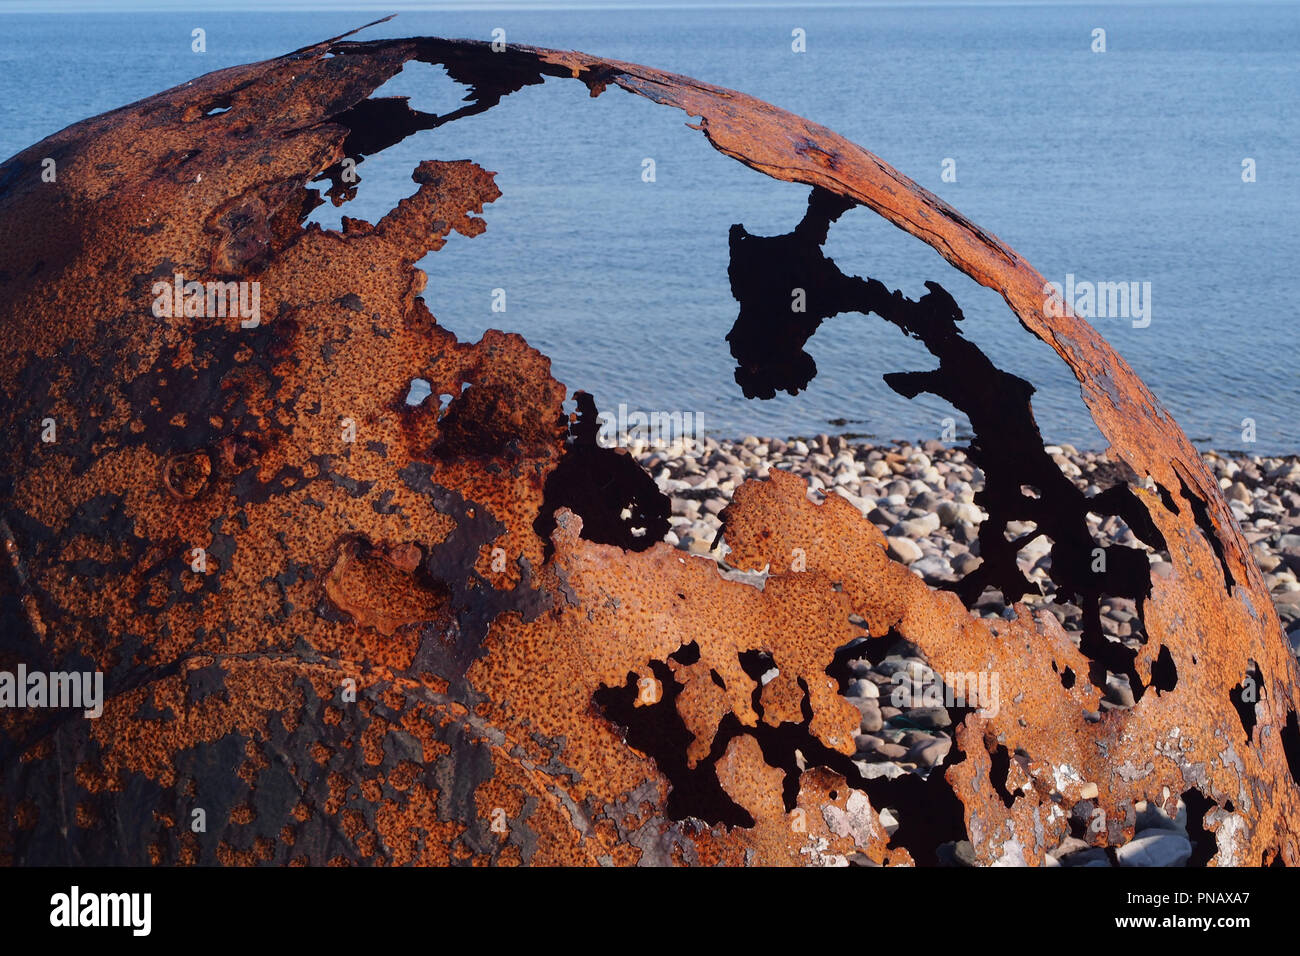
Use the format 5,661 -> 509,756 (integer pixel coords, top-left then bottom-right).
1,2 -> 1297,452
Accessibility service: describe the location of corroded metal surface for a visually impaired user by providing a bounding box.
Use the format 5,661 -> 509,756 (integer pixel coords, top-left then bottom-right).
1,28 -> 1296,866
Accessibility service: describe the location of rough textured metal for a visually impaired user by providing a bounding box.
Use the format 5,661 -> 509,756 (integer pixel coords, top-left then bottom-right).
1,27 -> 1296,866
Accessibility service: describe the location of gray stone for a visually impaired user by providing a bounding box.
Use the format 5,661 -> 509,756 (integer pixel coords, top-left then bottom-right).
905,736 -> 951,767
867,506 -> 897,526
857,737 -> 908,760
846,658 -> 874,677
856,702 -> 884,733
905,707 -> 952,730
912,491 -> 943,511
876,656 -> 930,678
1117,831 -> 1193,867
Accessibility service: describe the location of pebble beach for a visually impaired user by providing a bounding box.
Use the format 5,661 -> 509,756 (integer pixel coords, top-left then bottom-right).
634,435 -> 1300,865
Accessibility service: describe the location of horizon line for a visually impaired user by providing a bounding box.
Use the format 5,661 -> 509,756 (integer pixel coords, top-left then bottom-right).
0,0 -> 1286,13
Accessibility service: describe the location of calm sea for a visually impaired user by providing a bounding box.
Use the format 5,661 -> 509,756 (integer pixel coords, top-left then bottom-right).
2,3 -> 1297,451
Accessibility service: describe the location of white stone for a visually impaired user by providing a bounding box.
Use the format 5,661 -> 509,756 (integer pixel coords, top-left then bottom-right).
886,536 -> 923,563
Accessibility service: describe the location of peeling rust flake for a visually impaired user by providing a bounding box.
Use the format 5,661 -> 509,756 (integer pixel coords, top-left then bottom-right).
1,26 -> 1297,868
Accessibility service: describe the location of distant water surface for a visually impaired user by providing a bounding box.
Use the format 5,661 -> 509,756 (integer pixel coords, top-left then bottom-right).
1,3 -> 1296,451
